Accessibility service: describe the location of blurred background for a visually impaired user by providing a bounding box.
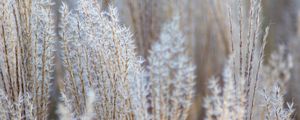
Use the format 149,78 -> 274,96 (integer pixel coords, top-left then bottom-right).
50,0 -> 300,119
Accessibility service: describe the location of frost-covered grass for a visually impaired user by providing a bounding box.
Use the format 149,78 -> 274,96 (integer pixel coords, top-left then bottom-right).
0,0 -> 296,120
0,0 -> 54,119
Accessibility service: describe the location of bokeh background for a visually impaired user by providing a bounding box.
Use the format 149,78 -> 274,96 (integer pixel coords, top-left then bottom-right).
49,0 -> 300,119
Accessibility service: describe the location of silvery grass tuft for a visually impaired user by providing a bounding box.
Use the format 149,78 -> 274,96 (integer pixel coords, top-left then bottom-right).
57,0 -> 196,118
256,45 -> 294,119
147,16 -> 196,120
0,0 -> 55,119
58,1 -> 144,119
204,57 -> 246,120
204,0 -> 294,119
204,53 -> 294,120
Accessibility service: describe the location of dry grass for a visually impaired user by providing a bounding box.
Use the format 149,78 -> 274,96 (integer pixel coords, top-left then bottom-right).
0,0 -> 298,120
0,0 -> 55,119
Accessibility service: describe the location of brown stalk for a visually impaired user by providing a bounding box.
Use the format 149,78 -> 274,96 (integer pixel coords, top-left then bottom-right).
77,48 -> 86,106
239,0 -> 243,77
246,7 -> 260,98
94,51 -> 109,119
249,26 -> 269,120
0,68 -> 7,95
39,27 -> 47,119
63,32 -> 81,115
33,32 -> 39,118
0,23 -> 8,95
245,0 -> 253,80
109,16 -> 122,119
124,42 -> 134,120
228,7 -> 237,84
12,4 -> 21,97
83,48 -> 92,86
2,25 -> 15,102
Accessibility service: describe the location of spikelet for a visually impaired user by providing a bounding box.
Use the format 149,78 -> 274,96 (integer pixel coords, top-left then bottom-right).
147,16 -> 196,120
204,56 -> 246,120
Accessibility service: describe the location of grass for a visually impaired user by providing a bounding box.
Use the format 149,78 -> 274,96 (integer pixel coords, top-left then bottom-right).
0,0 -> 296,120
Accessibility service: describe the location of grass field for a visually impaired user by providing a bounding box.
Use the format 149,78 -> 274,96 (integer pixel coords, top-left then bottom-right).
0,0 -> 299,119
